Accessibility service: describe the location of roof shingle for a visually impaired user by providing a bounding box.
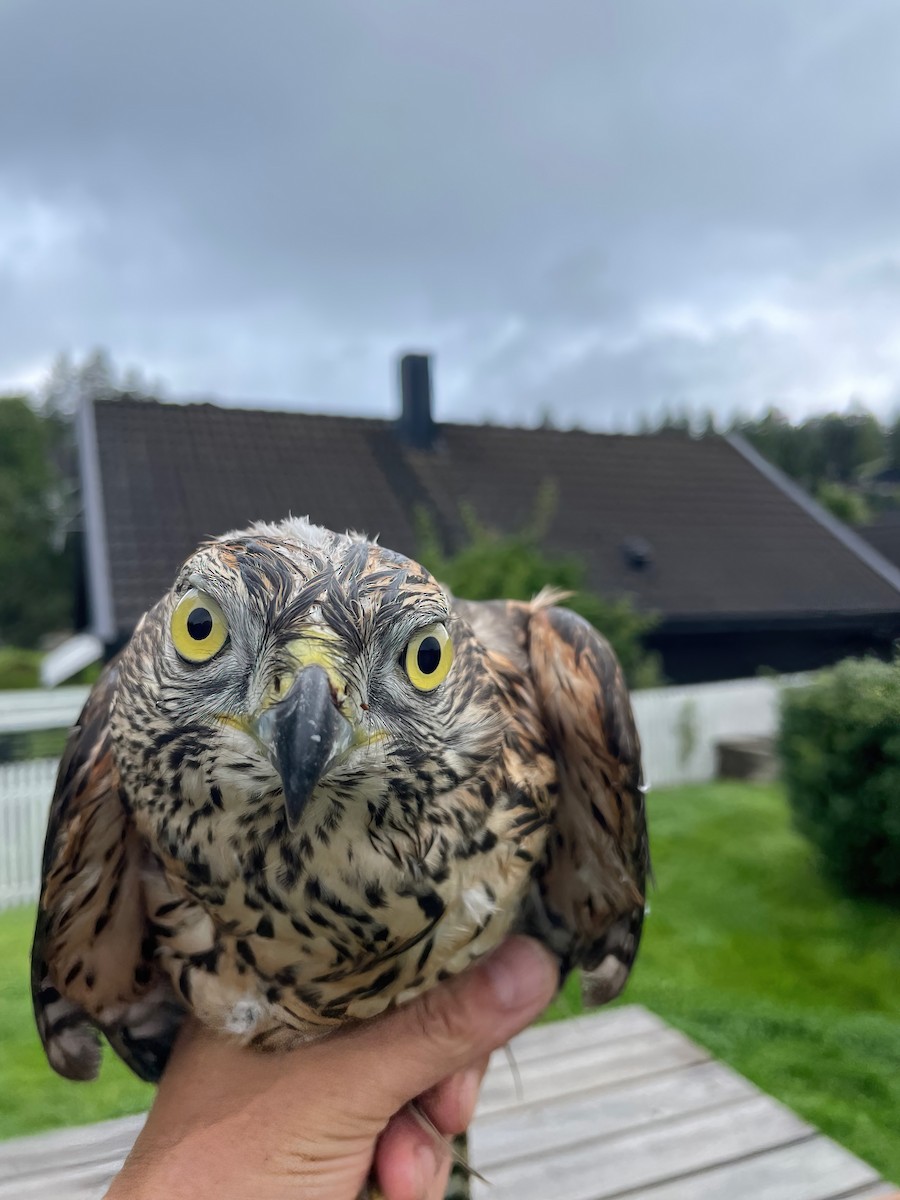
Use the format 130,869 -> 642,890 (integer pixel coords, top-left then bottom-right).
91,397 -> 900,635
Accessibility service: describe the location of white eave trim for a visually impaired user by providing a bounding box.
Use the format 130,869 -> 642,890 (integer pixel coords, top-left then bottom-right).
40,632 -> 103,688
77,393 -> 117,642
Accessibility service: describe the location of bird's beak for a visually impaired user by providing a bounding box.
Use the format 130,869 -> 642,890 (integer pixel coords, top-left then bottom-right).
254,664 -> 353,830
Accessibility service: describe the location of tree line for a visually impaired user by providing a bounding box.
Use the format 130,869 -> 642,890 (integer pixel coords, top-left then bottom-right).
652,404 -> 899,526
0,350 -> 154,657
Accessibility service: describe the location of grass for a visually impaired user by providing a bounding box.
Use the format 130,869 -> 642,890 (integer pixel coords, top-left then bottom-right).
0,906 -> 153,1139
555,781 -> 900,1183
1,781 -> 898,1180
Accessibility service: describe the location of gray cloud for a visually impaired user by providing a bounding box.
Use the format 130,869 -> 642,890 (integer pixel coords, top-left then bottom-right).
2,0 -> 900,425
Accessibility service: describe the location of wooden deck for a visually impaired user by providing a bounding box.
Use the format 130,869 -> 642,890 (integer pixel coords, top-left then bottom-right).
0,1005 -> 893,1200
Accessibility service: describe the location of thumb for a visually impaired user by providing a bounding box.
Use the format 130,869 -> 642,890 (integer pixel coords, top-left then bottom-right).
328,936 -> 559,1122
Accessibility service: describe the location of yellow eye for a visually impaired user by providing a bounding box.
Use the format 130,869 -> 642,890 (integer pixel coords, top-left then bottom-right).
404,623 -> 453,692
171,589 -> 229,663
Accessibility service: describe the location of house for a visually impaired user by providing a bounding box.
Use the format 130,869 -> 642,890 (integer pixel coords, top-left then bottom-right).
858,463 -> 900,499
860,511 -> 900,572
71,356 -> 900,684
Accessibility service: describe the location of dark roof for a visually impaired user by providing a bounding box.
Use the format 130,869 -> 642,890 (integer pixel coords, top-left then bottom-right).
865,465 -> 900,486
86,397 -> 900,637
860,512 -> 900,569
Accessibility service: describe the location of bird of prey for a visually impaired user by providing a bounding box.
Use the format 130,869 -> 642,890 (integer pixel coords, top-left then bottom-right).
32,517 -> 649,1199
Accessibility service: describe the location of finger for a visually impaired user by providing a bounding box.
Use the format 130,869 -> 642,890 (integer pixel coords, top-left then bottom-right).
324,936 -> 558,1121
373,1063 -> 488,1200
425,1158 -> 453,1200
374,1107 -> 449,1200
419,1057 -> 489,1136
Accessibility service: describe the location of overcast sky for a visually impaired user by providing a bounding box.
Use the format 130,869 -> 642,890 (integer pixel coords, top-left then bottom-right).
3,1 -> 900,429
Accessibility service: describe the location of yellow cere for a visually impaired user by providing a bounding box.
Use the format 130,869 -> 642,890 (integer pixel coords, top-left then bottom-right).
284,632 -> 348,703
404,623 -> 453,692
171,589 -> 229,663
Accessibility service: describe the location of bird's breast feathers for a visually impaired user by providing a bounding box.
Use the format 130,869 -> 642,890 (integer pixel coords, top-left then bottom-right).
135,767 -> 552,1042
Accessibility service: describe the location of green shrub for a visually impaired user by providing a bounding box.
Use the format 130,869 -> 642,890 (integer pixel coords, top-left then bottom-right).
778,657 -> 900,902
0,646 -> 100,691
415,490 -> 663,689
0,646 -> 42,689
815,481 -> 870,527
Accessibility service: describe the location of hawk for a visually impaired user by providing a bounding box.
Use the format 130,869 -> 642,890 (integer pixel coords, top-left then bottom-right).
31,518 -> 649,1198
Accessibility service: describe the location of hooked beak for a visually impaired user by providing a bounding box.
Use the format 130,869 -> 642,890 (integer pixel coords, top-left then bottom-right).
254,664 -> 353,829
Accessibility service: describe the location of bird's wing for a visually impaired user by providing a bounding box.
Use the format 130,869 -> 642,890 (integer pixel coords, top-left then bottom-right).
31,659 -> 181,1083
455,595 -> 650,1007
525,600 -> 649,1005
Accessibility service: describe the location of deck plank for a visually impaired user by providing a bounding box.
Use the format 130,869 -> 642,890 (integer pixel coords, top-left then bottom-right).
503,1005 -> 668,1063
478,1026 -> 709,1114
0,1006 -> 890,1200
0,1158 -> 126,1199
472,1059 -> 755,1167
0,1114 -> 146,1182
624,1137 -> 884,1200
471,1094 -> 814,1200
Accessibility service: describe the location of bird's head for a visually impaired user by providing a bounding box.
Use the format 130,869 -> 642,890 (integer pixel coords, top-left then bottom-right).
113,518 -> 500,858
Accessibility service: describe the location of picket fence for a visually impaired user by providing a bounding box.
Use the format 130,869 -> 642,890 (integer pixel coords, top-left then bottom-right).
0,673 -> 809,911
0,759 -> 59,910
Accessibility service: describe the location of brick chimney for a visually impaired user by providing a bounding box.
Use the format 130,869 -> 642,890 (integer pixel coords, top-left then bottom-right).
396,353 -> 436,450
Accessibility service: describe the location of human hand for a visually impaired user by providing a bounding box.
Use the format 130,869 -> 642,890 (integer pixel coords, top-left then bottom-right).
103,935 -> 558,1200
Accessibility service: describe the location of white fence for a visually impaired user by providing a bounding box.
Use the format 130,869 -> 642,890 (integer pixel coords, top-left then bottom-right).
0,686 -> 89,735
0,674 -> 810,912
0,689 -> 82,912
631,673 -> 810,790
0,759 -> 59,910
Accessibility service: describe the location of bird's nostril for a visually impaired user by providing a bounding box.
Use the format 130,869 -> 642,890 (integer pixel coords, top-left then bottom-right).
272,675 -> 284,697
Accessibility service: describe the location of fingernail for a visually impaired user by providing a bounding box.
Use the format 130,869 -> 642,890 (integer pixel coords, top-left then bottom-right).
483,936 -> 558,1010
415,1141 -> 439,1196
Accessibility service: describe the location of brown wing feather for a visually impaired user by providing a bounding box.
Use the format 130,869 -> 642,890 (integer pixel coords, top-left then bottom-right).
454,593 -> 650,1005
525,601 -> 650,1005
31,658 -> 181,1082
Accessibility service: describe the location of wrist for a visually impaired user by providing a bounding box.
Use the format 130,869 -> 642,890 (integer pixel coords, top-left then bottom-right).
103,1147 -> 186,1200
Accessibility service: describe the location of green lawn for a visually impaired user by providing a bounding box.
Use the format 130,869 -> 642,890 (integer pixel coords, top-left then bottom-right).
564,781 -> 900,1184
0,906 -> 153,1136
1,781 -> 898,1181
